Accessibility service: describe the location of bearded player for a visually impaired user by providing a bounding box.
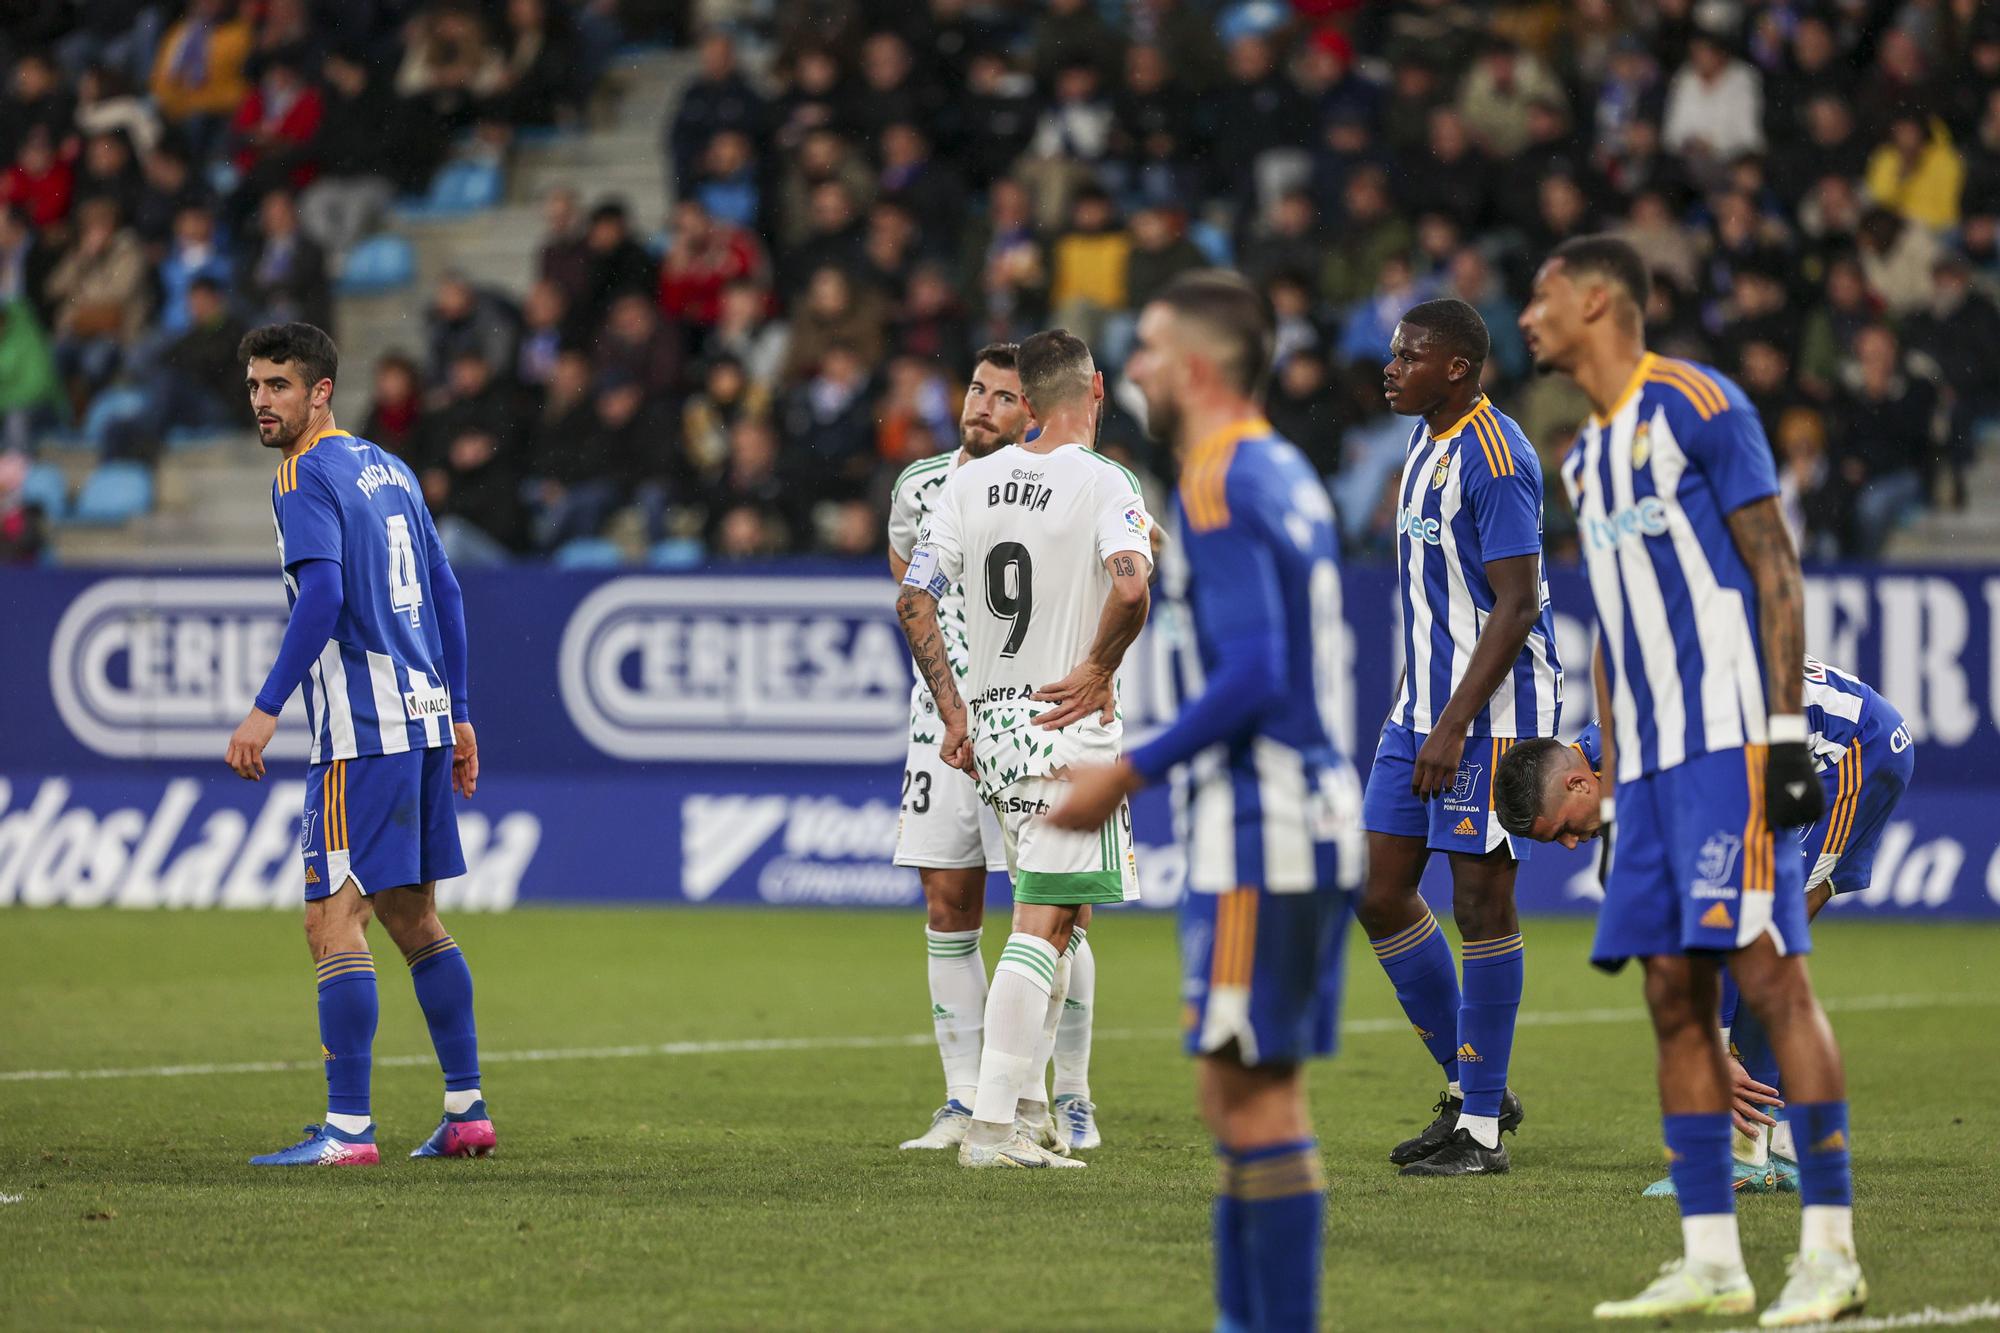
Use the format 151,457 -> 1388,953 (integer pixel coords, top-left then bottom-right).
888,343 -> 1105,1154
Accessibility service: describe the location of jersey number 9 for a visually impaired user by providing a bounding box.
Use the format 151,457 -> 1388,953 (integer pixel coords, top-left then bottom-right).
985,542 -> 1033,658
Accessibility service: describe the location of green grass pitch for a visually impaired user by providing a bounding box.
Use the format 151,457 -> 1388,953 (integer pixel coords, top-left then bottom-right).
2,909 -> 1997,1331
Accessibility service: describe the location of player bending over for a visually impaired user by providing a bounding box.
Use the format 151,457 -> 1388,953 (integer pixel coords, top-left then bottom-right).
897,328 -> 1153,1170
1053,272 -> 1362,1333
887,343 -> 1105,1154
1495,656 -> 1913,1197
1522,235 -> 1863,1326
225,322 -> 491,1166
1360,298 -> 1563,1177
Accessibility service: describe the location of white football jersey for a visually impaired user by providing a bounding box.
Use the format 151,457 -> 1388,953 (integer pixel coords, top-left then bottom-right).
888,450 -> 972,743
912,442 -> 1154,797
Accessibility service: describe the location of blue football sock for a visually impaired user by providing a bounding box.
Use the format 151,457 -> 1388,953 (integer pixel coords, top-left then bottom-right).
1457,933 -> 1523,1119
1229,1139 -> 1325,1333
1664,1112 -> 1735,1217
407,935 -> 480,1092
1212,1147 -> 1252,1333
315,951 -> 378,1118
1730,1001 -> 1783,1097
1792,1102 -> 1853,1206
1371,914 -> 1462,1081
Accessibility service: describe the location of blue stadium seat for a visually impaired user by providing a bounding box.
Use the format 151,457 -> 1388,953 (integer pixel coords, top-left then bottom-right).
648,537 -> 704,569
397,160 -> 505,221
20,461 -> 69,517
1190,220 -> 1234,268
552,536 -> 626,568
67,460 -> 152,525
335,235 -> 417,296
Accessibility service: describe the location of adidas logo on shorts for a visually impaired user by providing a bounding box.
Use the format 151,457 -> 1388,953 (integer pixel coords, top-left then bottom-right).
1453,817 -> 1478,837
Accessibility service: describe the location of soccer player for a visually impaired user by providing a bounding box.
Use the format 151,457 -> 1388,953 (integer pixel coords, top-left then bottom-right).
1051,272 -> 1361,1333
223,323 -> 491,1166
887,343 -> 1105,1154
1520,236 -> 1864,1325
1494,656 -> 1914,1195
1361,298 -> 1561,1177
896,328 -> 1153,1170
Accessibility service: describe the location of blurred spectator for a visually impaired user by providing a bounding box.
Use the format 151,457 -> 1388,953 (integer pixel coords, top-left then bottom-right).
1441,247 -> 1526,382
776,130 -> 873,254
425,272 -> 519,383
1775,93 -> 1867,202
150,0 -> 253,158
781,343 -> 876,497
959,51 -> 1036,188
1025,61 -> 1117,229
972,177 -> 1048,344
237,189 -> 330,331
0,448 -> 49,562
1320,165 -> 1408,307
361,351 -> 426,462
1458,38 -> 1566,159
298,50 -> 416,259
709,280 -> 788,392
878,123 -> 962,246
157,203 -> 232,334
859,197 -> 921,304
103,276 -> 245,460
782,265 -> 886,384
1835,324 -> 1942,556
853,31 -> 943,147
4,52 -> 75,161
536,186 -> 589,306
783,179 -> 867,297
1211,34 -> 1310,205
1797,255 -> 1877,396
682,353 -> 769,481
1124,205 -> 1206,309
1031,0 -> 1123,85
1857,205 -> 1943,317
1265,346 -> 1343,478
1865,113 -> 1966,232
133,141 -> 209,251
1775,406 -> 1844,562
396,5 -> 506,137
575,200 -> 656,334
1242,190 -> 1322,291
1048,187 -> 1130,348
3,128 -> 73,231
876,355 -> 957,465
707,412 -> 790,535
73,131 -> 142,225
1617,189 -> 1700,292
1110,43 -> 1202,210
1339,252 -> 1426,370
523,349 -> 595,501
669,30 -> 764,188
226,53 -> 322,202
0,208 -> 59,329
893,263 -> 969,366
487,0 -> 579,130
1905,253 -> 2000,508
0,297 -> 63,453
593,291 -> 681,401
515,278 -> 570,389
432,424 -> 525,565
1662,31 -> 1763,179
46,197 -> 149,399
659,198 -> 765,331
526,370 -> 638,550
1403,108 -> 1492,236
694,130 -> 761,232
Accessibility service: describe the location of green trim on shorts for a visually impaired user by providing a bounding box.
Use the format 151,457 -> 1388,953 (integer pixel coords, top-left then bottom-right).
1014,869 -> 1125,905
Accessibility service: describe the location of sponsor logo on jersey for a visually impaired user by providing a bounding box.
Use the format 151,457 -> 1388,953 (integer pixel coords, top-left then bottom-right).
403,685 -> 452,720
1581,496 -> 1671,551
993,795 -> 1052,816
560,577 -> 913,763
49,577 -> 311,760
1395,506 -> 1443,546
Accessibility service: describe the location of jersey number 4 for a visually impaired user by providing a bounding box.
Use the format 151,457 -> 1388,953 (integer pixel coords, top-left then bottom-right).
985,542 -> 1033,658
385,514 -> 424,627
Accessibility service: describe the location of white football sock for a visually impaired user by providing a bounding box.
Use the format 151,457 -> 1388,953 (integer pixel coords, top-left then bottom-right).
1732,1121 -> 1769,1167
325,1111 -> 371,1135
1053,928 -> 1094,1100
444,1087 -> 482,1115
924,926 -> 986,1106
970,934 -> 1059,1139
1801,1204 -> 1855,1258
1682,1214 -> 1746,1275
1024,951 -> 1073,1115
1447,1079 -> 1464,1100
1770,1117 -> 1797,1162
1458,1113 -> 1500,1149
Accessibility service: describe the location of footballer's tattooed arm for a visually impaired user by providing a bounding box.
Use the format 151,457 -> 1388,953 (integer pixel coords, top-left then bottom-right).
897,584 -> 971,769
1034,550 -> 1153,729
1725,496 -> 1805,719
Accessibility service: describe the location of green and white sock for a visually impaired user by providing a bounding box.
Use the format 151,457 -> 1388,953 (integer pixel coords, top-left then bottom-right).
972,934 -> 1060,1136
925,926 -> 985,1108
1053,927 -> 1094,1100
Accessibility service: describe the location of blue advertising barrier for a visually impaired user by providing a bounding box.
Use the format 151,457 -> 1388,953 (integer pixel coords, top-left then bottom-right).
2,564 -> 1996,916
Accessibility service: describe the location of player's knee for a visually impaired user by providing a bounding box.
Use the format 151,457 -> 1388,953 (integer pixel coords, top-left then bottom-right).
1641,964 -> 1709,1040
1353,881 -> 1412,934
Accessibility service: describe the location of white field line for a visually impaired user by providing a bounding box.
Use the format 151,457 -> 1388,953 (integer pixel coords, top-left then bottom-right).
0,991 -> 1991,1086
1713,1299 -> 2000,1332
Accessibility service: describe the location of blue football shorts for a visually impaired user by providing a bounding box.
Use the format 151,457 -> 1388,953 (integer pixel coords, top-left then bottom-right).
301,747 -> 466,900
1798,725 -> 1915,895
1362,722 -> 1531,861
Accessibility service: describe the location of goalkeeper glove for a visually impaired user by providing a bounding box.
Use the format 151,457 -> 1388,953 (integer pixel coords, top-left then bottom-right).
1764,715 -> 1824,828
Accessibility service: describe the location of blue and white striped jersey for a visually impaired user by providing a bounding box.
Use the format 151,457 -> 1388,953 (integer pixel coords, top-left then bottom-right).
1560,354 -> 1779,782
271,429 -> 454,762
1132,418 -> 1363,895
1392,396 -> 1562,738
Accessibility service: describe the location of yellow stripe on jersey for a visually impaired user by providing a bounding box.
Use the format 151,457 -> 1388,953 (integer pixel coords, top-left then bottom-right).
1741,745 -> 1770,893
1646,362 -> 1727,421
1181,440 -> 1237,533
1659,359 -> 1728,416
1475,410 -> 1516,476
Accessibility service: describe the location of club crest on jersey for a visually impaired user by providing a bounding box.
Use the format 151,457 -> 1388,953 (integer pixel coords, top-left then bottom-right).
1694,831 -> 1744,889
1430,451 -> 1452,490
1450,763 -> 1483,803
1631,421 -> 1652,469
300,810 -> 319,852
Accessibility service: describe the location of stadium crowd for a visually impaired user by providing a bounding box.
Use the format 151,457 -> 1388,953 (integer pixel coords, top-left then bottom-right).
2,1 -> 1996,566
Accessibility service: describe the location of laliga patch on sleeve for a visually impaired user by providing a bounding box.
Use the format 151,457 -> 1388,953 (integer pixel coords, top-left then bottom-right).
1124,507 -> 1149,537
902,544 -> 948,598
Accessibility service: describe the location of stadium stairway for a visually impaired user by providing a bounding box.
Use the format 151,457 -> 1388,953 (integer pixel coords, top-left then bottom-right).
49,47 -> 691,567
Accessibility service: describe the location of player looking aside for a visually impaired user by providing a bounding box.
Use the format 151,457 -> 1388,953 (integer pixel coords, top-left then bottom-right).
1495,657 -> 1914,1196
1052,272 -> 1362,1333
224,323 -> 492,1166
887,344 -> 1106,1154
1521,236 -> 1863,1326
1362,298 -> 1562,1177
897,328 -> 1154,1170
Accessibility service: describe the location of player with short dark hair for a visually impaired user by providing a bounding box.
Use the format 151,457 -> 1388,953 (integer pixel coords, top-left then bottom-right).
1051,271 -> 1361,1330
1522,236 -> 1864,1324
1358,297 -> 1562,1177
226,322 -> 493,1166
1495,658 -> 1914,1197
